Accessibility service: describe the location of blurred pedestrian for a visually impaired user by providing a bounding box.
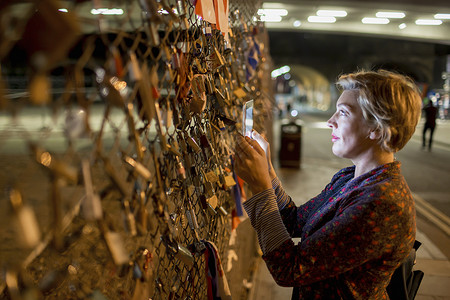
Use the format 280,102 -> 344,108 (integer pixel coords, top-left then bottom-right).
422,100 -> 438,151
234,70 -> 422,299
286,102 -> 292,114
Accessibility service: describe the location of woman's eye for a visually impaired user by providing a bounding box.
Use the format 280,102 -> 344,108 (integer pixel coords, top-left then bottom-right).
339,110 -> 347,116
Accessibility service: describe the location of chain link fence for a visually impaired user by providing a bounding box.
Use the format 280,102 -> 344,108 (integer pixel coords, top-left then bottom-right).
0,0 -> 272,299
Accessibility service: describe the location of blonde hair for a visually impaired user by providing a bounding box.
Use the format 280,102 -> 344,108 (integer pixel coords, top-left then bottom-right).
337,70 -> 422,152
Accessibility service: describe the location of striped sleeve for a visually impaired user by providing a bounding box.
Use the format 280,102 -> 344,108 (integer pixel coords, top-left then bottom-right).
272,177 -> 291,210
243,188 -> 291,255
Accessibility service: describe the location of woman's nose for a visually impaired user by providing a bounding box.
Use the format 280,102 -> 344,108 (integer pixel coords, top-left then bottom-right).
326,115 -> 335,128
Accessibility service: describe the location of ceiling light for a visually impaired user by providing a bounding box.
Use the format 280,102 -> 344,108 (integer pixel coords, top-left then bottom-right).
261,15 -> 283,22
434,13 -> 450,19
293,20 -> 301,27
271,65 -> 290,78
308,16 -> 336,23
316,10 -> 347,17
399,23 -> 407,29
158,8 -> 178,15
257,9 -> 288,17
361,17 -> 389,24
376,12 -> 405,18
91,8 -> 124,15
415,19 -> 442,25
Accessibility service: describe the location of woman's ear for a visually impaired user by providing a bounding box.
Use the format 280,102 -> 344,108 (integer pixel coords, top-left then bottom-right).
369,129 -> 381,140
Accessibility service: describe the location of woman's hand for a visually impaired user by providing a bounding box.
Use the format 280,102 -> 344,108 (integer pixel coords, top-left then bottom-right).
251,130 -> 277,181
234,134 -> 272,195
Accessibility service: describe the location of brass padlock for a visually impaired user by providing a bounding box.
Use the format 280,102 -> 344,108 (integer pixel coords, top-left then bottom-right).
9,188 -> 41,248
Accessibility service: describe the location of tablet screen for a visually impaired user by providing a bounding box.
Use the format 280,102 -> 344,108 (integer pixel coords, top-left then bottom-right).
242,100 -> 253,137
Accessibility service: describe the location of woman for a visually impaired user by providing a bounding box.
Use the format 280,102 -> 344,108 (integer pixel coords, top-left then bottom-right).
234,70 -> 422,299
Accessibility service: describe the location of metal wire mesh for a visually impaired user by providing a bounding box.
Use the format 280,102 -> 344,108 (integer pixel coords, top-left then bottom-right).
0,0 -> 269,298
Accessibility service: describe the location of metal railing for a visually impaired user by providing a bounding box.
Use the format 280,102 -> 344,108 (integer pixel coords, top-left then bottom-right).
0,0 -> 269,299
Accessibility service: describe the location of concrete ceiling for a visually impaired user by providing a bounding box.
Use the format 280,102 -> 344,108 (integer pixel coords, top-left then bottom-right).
4,1 -> 448,45
261,0 -> 450,45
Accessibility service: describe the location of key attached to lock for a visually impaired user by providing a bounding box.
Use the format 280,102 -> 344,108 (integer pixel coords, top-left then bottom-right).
122,199 -> 138,236
81,159 -> 103,221
134,184 -> 149,235
184,200 -> 207,254
125,101 -> 145,160
132,247 -> 156,300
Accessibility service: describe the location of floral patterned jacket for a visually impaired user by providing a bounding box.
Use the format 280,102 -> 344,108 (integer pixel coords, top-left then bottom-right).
243,161 -> 416,299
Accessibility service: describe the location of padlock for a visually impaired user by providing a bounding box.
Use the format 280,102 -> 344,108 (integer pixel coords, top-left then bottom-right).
176,156 -> 186,180
9,188 -> 41,248
123,154 -> 152,180
186,136 -> 201,154
161,236 -> 194,267
104,230 -> 130,267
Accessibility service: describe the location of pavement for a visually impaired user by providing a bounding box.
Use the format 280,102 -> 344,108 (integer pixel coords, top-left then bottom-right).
247,115 -> 450,300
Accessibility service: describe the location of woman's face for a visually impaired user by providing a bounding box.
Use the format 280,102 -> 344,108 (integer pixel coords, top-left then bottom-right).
327,90 -> 374,160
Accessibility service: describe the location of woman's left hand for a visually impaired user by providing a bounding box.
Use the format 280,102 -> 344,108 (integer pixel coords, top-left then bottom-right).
234,134 -> 272,195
